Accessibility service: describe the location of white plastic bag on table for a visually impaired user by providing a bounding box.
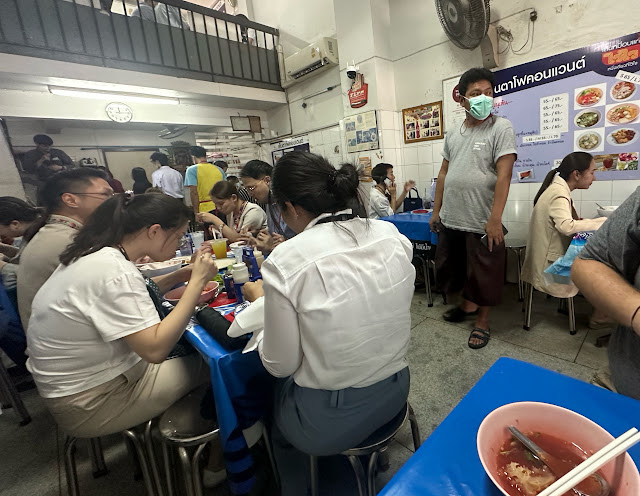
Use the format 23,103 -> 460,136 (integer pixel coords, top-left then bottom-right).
543,232 -> 594,285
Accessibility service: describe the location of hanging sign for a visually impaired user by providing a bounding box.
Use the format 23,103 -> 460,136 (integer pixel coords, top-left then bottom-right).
348,73 -> 369,108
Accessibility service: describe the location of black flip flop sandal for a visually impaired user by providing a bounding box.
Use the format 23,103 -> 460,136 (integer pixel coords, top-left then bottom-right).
468,328 -> 490,349
443,306 -> 479,323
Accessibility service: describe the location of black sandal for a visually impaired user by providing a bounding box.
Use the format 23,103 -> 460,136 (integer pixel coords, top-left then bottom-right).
468,328 -> 490,349
443,306 -> 479,323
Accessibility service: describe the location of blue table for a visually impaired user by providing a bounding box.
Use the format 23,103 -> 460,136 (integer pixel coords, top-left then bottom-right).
379,357 -> 640,496
380,211 -> 438,245
184,322 -> 272,494
381,211 -> 438,306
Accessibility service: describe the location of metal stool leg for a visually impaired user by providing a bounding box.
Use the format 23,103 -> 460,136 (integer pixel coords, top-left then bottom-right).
162,441 -> 176,496
424,258 -> 433,307
89,438 -> 108,478
516,248 -> 524,302
122,428 -> 157,496
64,436 -> 80,496
309,455 -> 320,496
366,451 -> 379,496
124,435 -> 143,481
262,423 -> 280,487
192,442 -> 208,496
568,297 -> 576,335
346,455 -> 367,496
144,420 -> 164,496
523,283 -> 533,331
408,403 -> 422,450
0,360 -> 31,425
178,446 -> 196,496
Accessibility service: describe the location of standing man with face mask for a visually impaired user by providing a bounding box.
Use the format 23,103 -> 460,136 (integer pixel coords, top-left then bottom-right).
429,67 -> 517,349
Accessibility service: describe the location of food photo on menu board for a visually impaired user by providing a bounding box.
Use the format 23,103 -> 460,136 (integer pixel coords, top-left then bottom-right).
471,31 -> 640,182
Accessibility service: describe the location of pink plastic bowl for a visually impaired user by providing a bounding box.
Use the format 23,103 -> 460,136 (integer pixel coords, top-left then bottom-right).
164,281 -> 219,305
477,401 -> 640,496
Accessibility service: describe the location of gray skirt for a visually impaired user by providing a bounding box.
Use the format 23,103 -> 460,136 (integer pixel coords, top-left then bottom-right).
274,367 -> 410,456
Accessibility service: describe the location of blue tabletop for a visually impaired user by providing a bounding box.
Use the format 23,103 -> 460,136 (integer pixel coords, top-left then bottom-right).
379,358 -> 640,496
381,211 -> 438,245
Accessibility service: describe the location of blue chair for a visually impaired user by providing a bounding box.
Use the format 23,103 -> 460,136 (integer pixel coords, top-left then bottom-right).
0,276 -> 30,426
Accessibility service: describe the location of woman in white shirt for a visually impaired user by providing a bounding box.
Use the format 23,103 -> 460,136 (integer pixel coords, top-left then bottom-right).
242,151 -> 415,495
368,162 -> 416,219
197,180 -> 268,241
26,193 -> 218,438
522,152 -> 607,322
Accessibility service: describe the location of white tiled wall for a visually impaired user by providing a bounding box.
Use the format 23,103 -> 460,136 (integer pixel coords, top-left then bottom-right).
381,108 -> 640,241
265,114 -> 640,243
504,180 -> 640,243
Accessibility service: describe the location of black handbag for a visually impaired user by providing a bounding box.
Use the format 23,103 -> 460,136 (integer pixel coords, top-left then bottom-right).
403,188 -> 422,212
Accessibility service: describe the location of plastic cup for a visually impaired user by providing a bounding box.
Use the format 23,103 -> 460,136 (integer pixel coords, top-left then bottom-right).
191,231 -> 205,250
229,241 -> 247,262
210,238 -> 228,259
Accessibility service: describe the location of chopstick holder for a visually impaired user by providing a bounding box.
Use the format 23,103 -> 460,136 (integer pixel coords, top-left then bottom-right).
538,427 -> 640,496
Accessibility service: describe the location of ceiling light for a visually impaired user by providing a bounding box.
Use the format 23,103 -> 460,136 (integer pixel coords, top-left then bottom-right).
48,86 -> 179,105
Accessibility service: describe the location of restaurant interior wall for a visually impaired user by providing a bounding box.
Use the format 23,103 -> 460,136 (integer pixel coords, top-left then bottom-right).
384,0 -> 640,242
250,0 -> 343,137
5,117 -> 199,186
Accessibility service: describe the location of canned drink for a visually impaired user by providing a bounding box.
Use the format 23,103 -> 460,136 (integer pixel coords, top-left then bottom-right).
222,273 -> 236,299
179,233 -> 193,256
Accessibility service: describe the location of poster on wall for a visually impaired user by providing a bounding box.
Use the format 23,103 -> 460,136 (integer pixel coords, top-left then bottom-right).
270,135 -> 310,165
358,156 -> 372,182
442,75 -> 466,133
460,32 -> 640,182
345,111 -> 379,153
402,102 -> 443,143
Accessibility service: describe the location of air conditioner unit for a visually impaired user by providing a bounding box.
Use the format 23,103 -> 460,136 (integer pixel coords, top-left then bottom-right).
282,37 -> 338,88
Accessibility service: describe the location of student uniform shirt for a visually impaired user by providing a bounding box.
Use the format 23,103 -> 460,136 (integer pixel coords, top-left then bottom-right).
26,247 -> 160,398
151,165 -> 184,198
368,186 -> 394,219
259,212 -> 415,390
226,201 -> 267,234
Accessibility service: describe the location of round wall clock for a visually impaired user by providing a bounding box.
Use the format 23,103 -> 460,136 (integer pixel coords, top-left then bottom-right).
105,102 -> 133,123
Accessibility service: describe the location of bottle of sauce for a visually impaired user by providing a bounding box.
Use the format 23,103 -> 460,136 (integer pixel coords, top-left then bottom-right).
232,263 -> 249,304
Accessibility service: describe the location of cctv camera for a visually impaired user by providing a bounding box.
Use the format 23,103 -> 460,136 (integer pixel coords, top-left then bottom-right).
347,65 -> 358,80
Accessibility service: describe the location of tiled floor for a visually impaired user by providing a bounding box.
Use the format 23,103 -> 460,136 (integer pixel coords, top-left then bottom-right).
0,284 -> 610,496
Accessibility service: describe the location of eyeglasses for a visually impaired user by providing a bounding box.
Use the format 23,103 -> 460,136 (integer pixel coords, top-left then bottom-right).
245,180 -> 264,192
66,192 -> 115,199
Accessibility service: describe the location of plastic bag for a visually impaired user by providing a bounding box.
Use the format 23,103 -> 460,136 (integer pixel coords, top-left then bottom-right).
543,232 -> 594,285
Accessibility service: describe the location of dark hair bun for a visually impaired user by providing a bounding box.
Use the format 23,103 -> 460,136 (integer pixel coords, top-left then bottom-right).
271,151 -> 364,216
330,164 -> 359,202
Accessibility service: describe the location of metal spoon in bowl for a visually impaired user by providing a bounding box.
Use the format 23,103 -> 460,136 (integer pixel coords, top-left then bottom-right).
508,426 -> 610,496
595,202 -> 604,210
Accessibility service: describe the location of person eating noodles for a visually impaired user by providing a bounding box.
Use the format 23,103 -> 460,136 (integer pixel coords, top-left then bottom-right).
26,193 -> 217,438
241,151 -> 415,495
196,180 -> 267,241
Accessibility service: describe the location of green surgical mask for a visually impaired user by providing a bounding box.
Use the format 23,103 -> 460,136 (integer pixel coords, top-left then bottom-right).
465,94 -> 493,120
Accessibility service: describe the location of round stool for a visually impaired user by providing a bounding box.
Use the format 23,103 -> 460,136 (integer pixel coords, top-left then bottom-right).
158,388 -> 219,496
309,402 -> 421,496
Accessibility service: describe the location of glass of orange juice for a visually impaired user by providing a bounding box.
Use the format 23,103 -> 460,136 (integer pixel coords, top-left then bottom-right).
210,238 -> 228,259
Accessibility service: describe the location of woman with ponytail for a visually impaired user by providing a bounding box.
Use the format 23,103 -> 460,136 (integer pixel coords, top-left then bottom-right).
240,151 -> 415,494
26,193 -> 218,438
522,152 -> 607,300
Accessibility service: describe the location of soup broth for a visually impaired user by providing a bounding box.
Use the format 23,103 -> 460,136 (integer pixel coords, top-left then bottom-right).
496,432 -> 605,496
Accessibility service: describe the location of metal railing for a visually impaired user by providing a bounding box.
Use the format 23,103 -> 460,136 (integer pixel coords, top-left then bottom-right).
0,0 -> 282,91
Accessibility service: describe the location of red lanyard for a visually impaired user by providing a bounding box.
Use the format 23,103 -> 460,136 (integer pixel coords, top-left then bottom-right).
233,202 -> 248,231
